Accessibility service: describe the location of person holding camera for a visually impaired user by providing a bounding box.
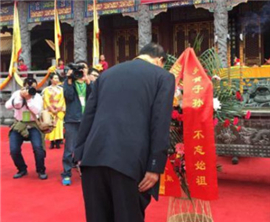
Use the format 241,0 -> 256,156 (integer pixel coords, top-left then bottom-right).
5,77 -> 47,180
61,61 -> 92,186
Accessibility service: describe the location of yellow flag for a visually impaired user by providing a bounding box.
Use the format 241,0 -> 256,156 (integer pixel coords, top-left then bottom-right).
9,1 -> 21,77
0,1 -> 22,89
54,0 -> 62,66
92,0 -> 100,66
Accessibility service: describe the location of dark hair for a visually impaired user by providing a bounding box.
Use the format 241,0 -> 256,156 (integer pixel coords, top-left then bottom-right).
48,72 -> 61,85
49,72 -> 61,80
76,60 -> 88,66
139,42 -> 167,63
19,58 -> 24,62
23,77 -> 37,87
58,58 -> 63,63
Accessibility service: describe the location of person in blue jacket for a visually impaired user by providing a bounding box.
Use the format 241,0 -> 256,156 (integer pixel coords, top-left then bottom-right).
61,61 -> 92,186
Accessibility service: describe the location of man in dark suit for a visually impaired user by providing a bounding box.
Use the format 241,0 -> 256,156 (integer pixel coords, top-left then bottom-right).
74,43 -> 175,222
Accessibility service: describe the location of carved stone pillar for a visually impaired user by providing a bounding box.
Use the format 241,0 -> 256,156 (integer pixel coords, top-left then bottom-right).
195,0 -> 247,68
123,5 -> 166,52
213,0 -> 228,68
73,0 -> 87,62
18,1 -> 31,69
138,4 -> 152,51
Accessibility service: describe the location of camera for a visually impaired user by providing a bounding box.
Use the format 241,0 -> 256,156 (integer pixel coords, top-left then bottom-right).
24,78 -> 37,96
67,63 -> 85,80
27,87 -> 37,96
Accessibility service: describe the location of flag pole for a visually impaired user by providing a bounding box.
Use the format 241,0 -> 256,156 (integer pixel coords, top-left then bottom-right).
0,1 -> 22,89
92,0 -> 100,66
54,0 -> 62,66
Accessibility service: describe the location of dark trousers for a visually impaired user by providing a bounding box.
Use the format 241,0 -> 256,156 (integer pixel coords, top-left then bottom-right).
61,122 -> 80,178
81,166 -> 151,222
9,128 -> 46,173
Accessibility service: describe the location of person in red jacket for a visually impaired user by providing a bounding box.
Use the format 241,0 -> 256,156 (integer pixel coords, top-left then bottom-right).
99,54 -> 108,72
18,58 -> 28,78
57,58 -> 65,70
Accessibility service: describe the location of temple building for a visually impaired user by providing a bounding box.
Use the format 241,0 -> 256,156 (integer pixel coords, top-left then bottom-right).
1,0 -> 270,161
0,0 -> 270,71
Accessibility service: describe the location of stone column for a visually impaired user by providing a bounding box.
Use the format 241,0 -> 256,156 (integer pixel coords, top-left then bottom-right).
18,1 -> 31,69
195,0 -> 247,68
123,5 -> 166,52
213,0 -> 228,68
73,0 -> 87,62
137,4 -> 152,51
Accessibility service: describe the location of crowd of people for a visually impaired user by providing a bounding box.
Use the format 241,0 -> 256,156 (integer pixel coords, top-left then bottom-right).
5,56 -> 103,182
5,44 -> 175,222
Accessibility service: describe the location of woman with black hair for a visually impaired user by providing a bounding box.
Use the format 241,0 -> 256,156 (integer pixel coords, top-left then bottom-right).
43,73 -> 65,149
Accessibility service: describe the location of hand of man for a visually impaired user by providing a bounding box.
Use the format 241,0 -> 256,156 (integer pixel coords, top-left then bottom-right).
83,67 -> 88,77
82,67 -> 90,84
138,172 -> 159,192
66,69 -> 73,77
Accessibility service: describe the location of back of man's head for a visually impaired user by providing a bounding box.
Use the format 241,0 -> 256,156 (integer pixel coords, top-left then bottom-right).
139,43 -> 167,63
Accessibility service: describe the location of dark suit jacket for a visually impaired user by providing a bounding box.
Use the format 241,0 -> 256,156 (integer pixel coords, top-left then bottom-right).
74,59 -> 175,200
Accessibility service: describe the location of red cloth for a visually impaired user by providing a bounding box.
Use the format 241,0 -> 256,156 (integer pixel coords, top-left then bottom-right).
100,60 -> 108,71
159,159 -> 181,197
58,65 -> 65,69
19,64 -> 28,71
19,64 -> 28,78
170,48 -> 218,201
234,58 -> 240,66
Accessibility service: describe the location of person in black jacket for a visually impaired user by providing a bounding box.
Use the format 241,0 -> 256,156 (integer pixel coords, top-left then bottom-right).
61,61 -> 92,186
74,43 -> 175,222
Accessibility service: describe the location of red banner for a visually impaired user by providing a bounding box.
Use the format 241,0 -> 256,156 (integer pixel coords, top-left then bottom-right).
141,0 -> 176,4
171,48 -> 218,200
159,159 -> 181,197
